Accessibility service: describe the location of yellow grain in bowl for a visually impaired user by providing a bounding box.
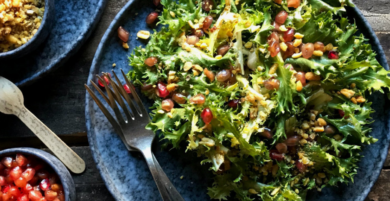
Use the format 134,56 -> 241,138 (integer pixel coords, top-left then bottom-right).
0,0 -> 45,52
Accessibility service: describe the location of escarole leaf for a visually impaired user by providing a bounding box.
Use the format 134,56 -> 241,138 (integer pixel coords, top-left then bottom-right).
274,54 -> 297,115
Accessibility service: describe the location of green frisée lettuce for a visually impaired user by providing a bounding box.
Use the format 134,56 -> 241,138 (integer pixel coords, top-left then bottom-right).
127,0 -> 390,200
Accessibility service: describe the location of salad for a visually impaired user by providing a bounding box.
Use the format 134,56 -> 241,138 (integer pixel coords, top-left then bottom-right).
127,0 -> 390,200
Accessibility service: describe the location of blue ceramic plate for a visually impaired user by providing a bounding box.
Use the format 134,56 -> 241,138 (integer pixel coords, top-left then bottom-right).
0,0 -> 108,87
85,1 -> 390,201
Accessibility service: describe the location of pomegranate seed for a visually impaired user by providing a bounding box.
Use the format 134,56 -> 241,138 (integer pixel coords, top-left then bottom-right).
0,163 -> 4,171
15,155 -> 27,167
156,82 -> 169,98
227,100 -> 240,109
189,94 -> 206,105
4,176 -> 12,184
48,175 -> 57,185
17,194 -> 29,201
21,168 -> 35,182
141,83 -> 153,91
260,128 -> 273,139
39,179 -> 50,191
275,11 -> 288,24
172,93 -> 187,104
264,79 -> 280,90
57,191 -> 65,201
117,26 -> 129,43
144,57 -> 158,67
36,170 -> 49,180
161,99 -> 174,112
2,158 -> 13,168
28,176 -> 39,186
9,167 -> 22,181
0,176 -> 5,186
2,191 -> 11,201
28,191 -> 42,201
202,0 -> 213,11
39,198 -> 47,201
339,110 -> 345,117
53,199 -> 60,201
32,186 -> 40,192
202,16 -> 213,31
283,28 -> 295,42
44,191 -> 57,201
2,185 -> 10,193
276,143 -> 288,153
123,84 -> 131,94
33,164 -> 44,172
201,108 -> 213,124
285,136 -> 300,146
328,51 -> 339,59
50,184 -> 62,192
98,73 -> 111,88
270,150 -> 284,161
296,161 -> 307,173
9,187 -> 20,197
11,160 -> 18,168
146,12 -> 159,26
21,184 -> 33,194
272,21 -> 280,32
152,0 -> 161,7
295,71 -> 306,86
14,177 -> 27,188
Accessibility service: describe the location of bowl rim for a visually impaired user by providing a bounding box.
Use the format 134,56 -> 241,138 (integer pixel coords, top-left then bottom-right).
0,147 -> 75,201
0,0 -> 54,58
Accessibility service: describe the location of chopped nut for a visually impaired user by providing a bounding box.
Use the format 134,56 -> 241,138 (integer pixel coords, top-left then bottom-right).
356,96 -> 366,103
296,81 -> 303,92
340,89 -> 355,99
302,133 -> 309,139
170,11 -> 175,18
199,137 -> 215,147
279,25 -> 288,32
200,43 -> 208,49
137,30 -> 151,39
183,62 -> 193,71
299,139 -> 307,145
193,65 -> 204,71
193,69 -> 200,76
215,55 -> 223,59
302,157 -> 310,165
112,63 -> 116,67
244,41 -> 253,49
318,173 -> 326,179
294,32 -> 304,39
167,83 -> 178,92
122,42 -> 129,49
317,118 -> 327,126
305,72 -> 321,81
280,42 -> 288,52
313,50 -> 323,57
293,39 -> 302,47
351,97 -> 357,104
257,77 -> 264,85
310,133 -> 316,139
325,43 -> 334,51
269,63 -> 278,74
313,127 -> 324,132
292,52 -> 302,59
302,122 -> 310,130
205,89 -> 210,95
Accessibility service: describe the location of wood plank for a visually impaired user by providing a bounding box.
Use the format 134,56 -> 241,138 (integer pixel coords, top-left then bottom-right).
366,169 -> 390,201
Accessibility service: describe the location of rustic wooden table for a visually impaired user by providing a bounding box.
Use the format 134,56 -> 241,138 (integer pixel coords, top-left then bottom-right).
0,0 -> 389,200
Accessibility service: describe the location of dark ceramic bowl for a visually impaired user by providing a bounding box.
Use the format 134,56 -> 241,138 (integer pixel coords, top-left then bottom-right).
86,1 -> 390,201
0,148 -> 76,201
0,0 -> 55,60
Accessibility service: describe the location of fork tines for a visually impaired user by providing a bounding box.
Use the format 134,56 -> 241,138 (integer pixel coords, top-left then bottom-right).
85,69 -> 148,129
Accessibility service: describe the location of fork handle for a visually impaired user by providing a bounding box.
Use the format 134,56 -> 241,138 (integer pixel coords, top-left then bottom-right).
142,148 -> 171,201
17,106 -> 86,174
152,154 -> 185,201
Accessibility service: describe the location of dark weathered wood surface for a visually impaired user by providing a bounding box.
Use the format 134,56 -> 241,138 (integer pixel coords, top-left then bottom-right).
0,0 -> 389,200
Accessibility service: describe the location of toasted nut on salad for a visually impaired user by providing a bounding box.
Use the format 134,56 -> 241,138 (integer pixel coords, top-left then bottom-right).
313,50 -> 323,57
183,62 -> 193,71
305,72 -> 321,81
137,30 -> 151,39
199,137 -> 215,147
294,33 -> 304,39
340,89 -> 355,99
167,84 -> 178,92
296,81 -> 303,92
356,96 -> 366,103
292,52 -> 302,59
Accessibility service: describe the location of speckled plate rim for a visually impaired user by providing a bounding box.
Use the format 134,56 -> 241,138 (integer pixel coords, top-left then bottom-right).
85,1 -> 390,201
15,0 -> 109,87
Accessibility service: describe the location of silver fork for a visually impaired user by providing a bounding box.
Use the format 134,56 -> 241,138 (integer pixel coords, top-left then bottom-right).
85,69 -> 185,201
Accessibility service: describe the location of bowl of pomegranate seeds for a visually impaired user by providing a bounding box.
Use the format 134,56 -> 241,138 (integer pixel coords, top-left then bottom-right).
0,148 -> 75,201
